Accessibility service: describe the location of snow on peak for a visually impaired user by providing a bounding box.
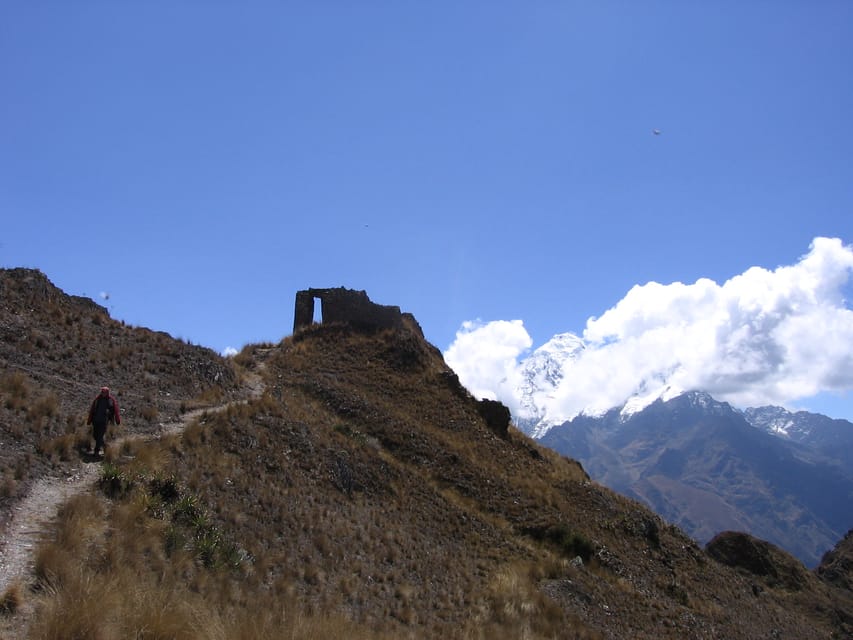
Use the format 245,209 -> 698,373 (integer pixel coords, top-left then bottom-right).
743,406 -> 799,438
515,333 -> 585,434
620,384 -> 681,417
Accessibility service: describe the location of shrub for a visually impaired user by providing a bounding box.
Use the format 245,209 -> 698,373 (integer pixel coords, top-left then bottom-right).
524,523 -> 595,563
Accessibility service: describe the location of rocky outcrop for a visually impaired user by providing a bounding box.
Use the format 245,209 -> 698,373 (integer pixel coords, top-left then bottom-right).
477,398 -> 511,439
706,531 -> 810,591
818,529 -> 853,592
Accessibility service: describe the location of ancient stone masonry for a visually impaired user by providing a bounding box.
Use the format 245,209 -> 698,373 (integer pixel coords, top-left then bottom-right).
293,287 -> 409,334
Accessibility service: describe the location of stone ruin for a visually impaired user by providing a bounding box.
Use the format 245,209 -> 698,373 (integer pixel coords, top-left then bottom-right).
294,287 -> 512,439
293,287 -> 410,334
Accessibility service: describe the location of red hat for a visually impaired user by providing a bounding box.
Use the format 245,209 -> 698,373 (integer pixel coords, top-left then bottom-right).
100,386 -> 110,393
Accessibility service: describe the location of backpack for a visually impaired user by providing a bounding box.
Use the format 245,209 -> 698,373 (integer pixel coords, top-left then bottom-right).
92,395 -> 116,424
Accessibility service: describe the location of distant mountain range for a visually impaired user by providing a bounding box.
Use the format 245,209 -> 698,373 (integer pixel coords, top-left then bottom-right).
3,268 -> 853,637
514,335 -> 853,568
513,331 -> 853,567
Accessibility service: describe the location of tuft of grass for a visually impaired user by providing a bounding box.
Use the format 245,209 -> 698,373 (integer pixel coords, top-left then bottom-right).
34,541 -> 77,592
140,404 -> 159,422
99,463 -> 135,499
54,493 -> 106,554
0,371 -> 30,399
29,393 -> 59,420
183,386 -> 227,411
173,494 -> 200,524
150,473 -> 181,502
0,582 -> 23,615
36,433 -> 77,461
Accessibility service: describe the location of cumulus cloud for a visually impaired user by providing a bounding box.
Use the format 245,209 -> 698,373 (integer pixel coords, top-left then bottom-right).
443,319 -> 532,415
222,346 -> 239,357
444,237 -> 853,422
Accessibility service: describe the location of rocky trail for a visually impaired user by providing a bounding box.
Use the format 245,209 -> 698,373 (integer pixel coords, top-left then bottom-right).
0,369 -> 265,636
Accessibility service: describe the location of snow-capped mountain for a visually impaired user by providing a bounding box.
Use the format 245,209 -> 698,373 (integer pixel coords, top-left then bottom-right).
515,332 -> 584,438
514,328 -> 853,450
743,405 -> 853,471
744,405 -> 804,438
509,330 -> 853,568
539,390 -> 853,568
515,332 -> 684,437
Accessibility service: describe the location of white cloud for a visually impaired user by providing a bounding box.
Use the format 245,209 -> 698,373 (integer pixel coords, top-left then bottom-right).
444,237 -> 853,422
443,319 -> 532,415
222,346 -> 239,357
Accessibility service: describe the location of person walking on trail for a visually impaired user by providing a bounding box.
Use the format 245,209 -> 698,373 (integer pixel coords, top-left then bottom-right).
86,386 -> 120,457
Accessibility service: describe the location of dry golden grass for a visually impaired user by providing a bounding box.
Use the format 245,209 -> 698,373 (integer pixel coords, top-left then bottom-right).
0,582 -> 23,616
26,465 -> 406,640
8,315 -> 852,639
34,433 -> 70,461
28,394 -> 59,421
455,561 -> 598,640
139,404 -> 159,422
0,370 -> 29,392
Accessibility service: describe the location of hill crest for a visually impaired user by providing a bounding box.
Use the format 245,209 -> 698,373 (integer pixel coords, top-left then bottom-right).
1,267 -> 852,638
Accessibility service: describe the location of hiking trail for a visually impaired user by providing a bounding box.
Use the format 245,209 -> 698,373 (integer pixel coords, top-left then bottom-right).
0,368 -> 265,634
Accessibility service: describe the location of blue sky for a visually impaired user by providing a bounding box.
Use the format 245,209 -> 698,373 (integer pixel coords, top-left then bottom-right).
2,4 -> 852,420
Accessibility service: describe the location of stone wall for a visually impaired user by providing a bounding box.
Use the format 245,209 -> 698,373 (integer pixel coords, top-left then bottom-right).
293,287 -> 407,334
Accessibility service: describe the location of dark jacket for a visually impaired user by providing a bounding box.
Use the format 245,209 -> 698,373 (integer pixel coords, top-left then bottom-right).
87,393 -> 121,426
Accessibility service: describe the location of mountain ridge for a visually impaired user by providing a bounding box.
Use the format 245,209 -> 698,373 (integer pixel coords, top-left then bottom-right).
2,267 -> 852,638
540,390 -> 853,567
514,330 -> 852,436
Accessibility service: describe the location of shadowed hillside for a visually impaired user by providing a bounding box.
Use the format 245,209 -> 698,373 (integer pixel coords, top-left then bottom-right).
1,270 -> 852,638
540,392 -> 853,567
0,268 -> 241,529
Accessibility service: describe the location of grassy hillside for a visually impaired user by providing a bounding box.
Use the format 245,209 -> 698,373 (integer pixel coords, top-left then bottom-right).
0,269 -> 241,527
1,269 -> 852,638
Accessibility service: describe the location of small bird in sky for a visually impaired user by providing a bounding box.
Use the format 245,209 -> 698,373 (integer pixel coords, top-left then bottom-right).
652,129 -> 662,136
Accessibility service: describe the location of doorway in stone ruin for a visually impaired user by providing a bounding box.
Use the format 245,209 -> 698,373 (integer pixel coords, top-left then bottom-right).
313,297 -> 323,324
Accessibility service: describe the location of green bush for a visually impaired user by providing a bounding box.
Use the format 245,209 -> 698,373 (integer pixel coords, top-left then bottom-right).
98,463 -> 134,499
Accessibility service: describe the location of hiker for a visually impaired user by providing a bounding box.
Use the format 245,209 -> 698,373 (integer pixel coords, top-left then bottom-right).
86,386 -> 121,457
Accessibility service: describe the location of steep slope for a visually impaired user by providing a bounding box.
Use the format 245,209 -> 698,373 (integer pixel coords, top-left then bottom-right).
818,529 -> 853,593
85,321 -> 848,639
540,392 -> 853,567
2,275 -> 852,638
0,268 -> 241,531
745,405 -> 853,472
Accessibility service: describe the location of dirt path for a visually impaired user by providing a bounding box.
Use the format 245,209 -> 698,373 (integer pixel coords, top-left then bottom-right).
0,368 -> 266,632
0,407 -> 216,595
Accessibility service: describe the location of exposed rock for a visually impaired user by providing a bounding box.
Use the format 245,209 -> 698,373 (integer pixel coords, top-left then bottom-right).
706,531 -> 811,591
817,529 -> 853,592
477,398 -> 511,439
